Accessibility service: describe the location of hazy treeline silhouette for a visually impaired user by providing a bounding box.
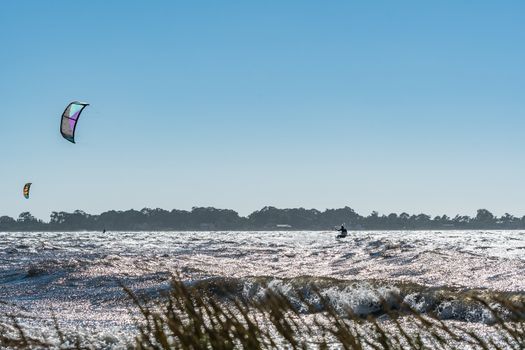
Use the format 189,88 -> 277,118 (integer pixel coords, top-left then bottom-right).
1,206 -> 524,231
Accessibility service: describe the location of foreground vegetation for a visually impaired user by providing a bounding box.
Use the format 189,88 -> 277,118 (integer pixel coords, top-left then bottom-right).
1,276 -> 525,349
2,206 -> 524,231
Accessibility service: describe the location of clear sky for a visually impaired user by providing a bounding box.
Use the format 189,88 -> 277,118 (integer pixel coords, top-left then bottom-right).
1,1 -> 524,220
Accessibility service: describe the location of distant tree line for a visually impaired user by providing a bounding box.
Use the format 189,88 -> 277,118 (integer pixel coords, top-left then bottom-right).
1,207 -> 525,231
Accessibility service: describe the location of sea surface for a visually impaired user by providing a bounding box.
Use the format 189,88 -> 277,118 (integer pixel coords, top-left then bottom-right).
1,230 -> 525,348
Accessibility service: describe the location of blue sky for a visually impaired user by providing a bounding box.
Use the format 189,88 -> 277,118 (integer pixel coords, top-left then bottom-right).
1,1 -> 524,220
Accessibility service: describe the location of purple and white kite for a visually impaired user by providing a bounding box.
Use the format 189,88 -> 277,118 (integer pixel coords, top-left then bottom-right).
60,101 -> 89,143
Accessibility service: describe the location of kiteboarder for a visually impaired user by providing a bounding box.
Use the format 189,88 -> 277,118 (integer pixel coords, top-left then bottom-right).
336,224 -> 348,238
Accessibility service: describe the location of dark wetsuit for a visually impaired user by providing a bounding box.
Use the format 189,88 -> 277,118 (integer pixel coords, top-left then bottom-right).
336,226 -> 348,238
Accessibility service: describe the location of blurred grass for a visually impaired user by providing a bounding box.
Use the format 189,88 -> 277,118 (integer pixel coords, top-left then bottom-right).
1,276 -> 525,349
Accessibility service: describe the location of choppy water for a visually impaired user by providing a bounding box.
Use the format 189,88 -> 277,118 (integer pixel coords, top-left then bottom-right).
1,230 -> 525,348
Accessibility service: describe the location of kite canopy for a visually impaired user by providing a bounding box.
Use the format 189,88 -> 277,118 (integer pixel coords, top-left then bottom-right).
23,183 -> 32,199
60,101 -> 89,143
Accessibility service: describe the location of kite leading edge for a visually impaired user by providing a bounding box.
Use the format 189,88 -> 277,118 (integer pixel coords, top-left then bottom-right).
60,101 -> 89,143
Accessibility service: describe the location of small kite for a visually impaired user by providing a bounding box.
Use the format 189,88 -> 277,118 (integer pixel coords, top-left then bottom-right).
23,183 -> 32,199
60,101 -> 89,143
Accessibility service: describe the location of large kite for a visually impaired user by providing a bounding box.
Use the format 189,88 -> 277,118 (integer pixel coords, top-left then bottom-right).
23,183 -> 32,199
60,101 -> 89,143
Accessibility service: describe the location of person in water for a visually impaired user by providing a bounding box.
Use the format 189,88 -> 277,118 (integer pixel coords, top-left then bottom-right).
336,224 -> 348,238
